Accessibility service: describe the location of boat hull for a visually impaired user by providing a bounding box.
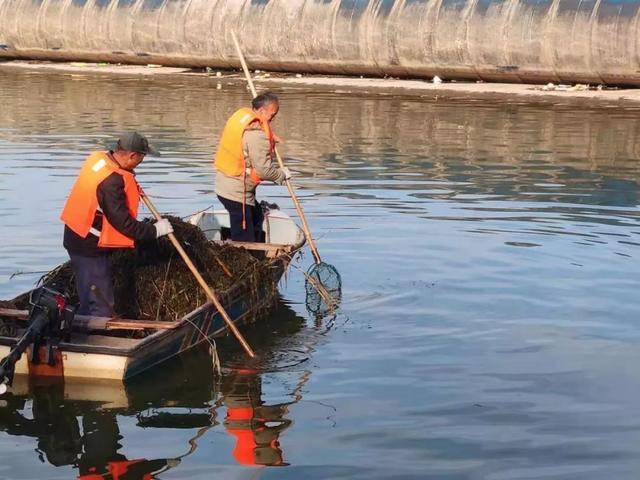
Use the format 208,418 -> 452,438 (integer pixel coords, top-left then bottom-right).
0,259 -> 288,381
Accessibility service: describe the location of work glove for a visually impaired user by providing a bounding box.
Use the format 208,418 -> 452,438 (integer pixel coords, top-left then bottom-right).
154,218 -> 174,238
281,167 -> 292,180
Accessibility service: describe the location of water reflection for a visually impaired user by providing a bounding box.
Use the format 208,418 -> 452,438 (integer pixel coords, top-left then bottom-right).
0,362 -> 208,478
1,70 -> 640,180
221,370 -> 291,467
0,299 -> 320,477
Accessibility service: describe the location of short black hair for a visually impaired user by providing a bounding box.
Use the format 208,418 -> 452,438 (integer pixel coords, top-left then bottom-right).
252,92 -> 279,110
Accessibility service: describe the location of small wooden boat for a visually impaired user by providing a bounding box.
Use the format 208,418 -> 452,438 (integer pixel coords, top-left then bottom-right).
0,208 -> 305,383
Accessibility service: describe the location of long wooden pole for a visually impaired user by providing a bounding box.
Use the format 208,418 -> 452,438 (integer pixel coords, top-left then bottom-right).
231,31 -> 322,265
140,190 -> 256,358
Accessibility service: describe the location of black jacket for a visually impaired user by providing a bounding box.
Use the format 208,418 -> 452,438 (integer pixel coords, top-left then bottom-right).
63,171 -> 156,256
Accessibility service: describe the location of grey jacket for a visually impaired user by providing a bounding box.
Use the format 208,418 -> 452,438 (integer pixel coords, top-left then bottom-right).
215,127 -> 286,206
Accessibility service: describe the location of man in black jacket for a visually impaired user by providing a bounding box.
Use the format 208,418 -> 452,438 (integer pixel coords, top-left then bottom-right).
60,132 -> 173,317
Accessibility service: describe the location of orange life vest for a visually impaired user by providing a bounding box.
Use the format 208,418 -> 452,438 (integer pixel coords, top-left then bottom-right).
60,151 -> 141,249
214,107 -> 275,185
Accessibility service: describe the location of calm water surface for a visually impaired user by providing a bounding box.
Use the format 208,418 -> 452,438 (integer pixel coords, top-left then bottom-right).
0,68 -> 639,479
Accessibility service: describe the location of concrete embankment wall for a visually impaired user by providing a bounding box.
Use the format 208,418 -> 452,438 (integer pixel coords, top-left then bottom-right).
0,0 -> 638,85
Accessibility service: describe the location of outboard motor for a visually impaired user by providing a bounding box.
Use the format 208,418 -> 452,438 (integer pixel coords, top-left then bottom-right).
0,287 -> 74,394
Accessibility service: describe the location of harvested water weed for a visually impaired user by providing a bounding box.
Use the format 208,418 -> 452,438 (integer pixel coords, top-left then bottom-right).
36,216 -> 279,323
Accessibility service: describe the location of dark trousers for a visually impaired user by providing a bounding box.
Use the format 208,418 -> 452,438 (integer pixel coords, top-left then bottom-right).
218,195 -> 264,242
68,252 -> 115,317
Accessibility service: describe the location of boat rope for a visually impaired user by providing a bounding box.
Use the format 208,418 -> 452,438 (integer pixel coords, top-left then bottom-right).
154,254 -> 174,321
182,316 -> 221,375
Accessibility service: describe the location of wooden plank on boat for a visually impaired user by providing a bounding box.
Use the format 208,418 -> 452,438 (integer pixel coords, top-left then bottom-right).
221,240 -> 292,253
103,319 -> 179,331
0,308 -> 179,331
0,308 -> 26,319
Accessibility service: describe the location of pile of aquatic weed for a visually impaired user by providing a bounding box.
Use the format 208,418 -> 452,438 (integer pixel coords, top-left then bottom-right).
0,300 -> 17,309
37,216 -> 281,321
0,300 -> 19,336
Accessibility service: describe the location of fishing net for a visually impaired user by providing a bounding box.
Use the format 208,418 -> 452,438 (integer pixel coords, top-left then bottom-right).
32,216 -> 279,322
304,262 -> 342,317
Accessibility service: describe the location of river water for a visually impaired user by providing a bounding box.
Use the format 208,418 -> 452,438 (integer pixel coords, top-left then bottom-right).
0,67 -> 639,479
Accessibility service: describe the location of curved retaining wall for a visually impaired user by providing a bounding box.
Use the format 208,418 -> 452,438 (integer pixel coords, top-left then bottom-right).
0,0 -> 639,85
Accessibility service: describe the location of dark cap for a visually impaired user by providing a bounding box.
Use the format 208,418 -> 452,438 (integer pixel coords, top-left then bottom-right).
115,132 -> 160,156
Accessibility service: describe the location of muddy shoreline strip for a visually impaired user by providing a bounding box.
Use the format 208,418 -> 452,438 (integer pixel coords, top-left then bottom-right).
3,60 -> 640,108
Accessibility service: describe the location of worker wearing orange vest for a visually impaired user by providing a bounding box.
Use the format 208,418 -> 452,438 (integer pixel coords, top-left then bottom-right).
214,92 -> 291,242
60,132 -> 174,317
